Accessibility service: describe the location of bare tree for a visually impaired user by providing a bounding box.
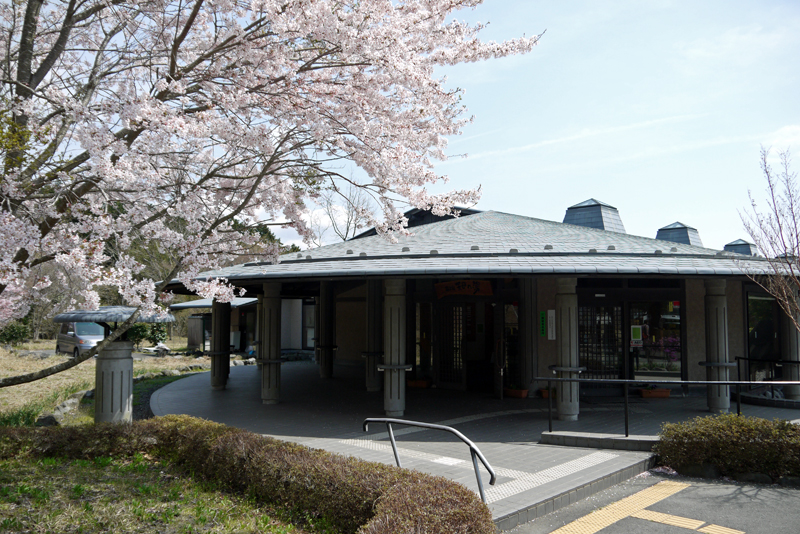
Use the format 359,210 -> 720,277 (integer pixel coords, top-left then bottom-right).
309,183 -> 376,246
742,147 -> 800,330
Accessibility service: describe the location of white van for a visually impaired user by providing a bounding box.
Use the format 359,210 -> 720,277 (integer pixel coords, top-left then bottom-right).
56,322 -> 105,358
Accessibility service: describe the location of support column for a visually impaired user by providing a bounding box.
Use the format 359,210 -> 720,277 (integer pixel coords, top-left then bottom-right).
782,291 -> 800,400
210,300 -> 231,390
364,279 -> 383,392
95,341 -> 134,423
519,278 -> 538,392
383,279 -> 408,416
705,279 -> 730,413
318,281 -> 335,378
556,277 -> 579,421
259,283 -> 282,404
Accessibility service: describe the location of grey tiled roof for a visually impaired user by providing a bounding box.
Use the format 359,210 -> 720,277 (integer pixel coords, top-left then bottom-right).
190,211 -> 770,282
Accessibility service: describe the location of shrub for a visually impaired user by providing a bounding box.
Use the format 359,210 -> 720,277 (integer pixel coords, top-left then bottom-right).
126,323 -> 150,349
0,415 -> 495,534
0,320 -> 29,345
145,323 -> 167,346
654,414 -> 800,478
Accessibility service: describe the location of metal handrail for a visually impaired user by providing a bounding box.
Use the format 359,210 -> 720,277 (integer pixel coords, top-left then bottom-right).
537,376 -> 800,438
363,417 -> 496,503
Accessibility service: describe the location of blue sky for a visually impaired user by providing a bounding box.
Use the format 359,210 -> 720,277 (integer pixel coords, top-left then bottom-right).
280,0 -> 800,250
433,0 -> 800,249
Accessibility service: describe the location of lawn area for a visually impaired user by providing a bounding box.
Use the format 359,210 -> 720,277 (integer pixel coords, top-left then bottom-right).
0,339 -> 203,418
0,454 -> 312,533
0,344 -> 319,533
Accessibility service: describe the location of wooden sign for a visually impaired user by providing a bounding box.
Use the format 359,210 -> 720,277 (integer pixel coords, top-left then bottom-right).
435,280 -> 493,299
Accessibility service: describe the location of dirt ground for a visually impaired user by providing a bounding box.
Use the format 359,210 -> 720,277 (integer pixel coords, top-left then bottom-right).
0,339 -> 206,415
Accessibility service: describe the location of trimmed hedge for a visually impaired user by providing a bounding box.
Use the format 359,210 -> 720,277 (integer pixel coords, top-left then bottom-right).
654,414 -> 800,479
0,415 -> 494,534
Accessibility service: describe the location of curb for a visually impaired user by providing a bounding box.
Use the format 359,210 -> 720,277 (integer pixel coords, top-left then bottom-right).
540,431 -> 658,452
493,455 -> 657,531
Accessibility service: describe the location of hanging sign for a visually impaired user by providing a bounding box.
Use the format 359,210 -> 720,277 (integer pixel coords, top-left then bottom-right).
539,311 -> 547,337
435,280 -> 493,299
630,325 -> 644,347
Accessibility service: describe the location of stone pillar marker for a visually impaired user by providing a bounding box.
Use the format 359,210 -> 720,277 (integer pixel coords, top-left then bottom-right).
211,300 -> 231,390
95,341 -> 135,423
318,281 -> 335,378
555,277 -> 580,421
382,279 -> 410,416
259,283 -> 282,404
705,279 -> 730,413
364,279 -> 383,392
52,306 -> 175,424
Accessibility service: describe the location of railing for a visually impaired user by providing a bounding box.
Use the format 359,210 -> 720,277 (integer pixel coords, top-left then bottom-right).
363,417 -> 496,503
537,376 -> 800,438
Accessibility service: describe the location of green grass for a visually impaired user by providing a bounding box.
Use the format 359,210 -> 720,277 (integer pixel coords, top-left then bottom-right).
0,456 -> 311,533
0,380 -> 92,427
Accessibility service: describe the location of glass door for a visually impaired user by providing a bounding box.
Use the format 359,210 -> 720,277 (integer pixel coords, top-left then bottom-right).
630,301 -> 682,381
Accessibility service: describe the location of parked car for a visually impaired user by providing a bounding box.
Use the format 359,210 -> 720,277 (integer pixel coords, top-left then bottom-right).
56,322 -> 105,358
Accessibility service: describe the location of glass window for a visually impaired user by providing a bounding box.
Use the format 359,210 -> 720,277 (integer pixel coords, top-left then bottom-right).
630,301 -> 681,379
75,322 -> 104,336
747,294 -> 781,381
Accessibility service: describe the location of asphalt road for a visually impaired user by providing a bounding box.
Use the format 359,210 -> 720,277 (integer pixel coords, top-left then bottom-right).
509,470 -> 800,534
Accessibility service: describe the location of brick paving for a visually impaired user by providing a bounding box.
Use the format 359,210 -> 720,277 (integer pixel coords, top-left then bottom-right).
151,361 -> 799,530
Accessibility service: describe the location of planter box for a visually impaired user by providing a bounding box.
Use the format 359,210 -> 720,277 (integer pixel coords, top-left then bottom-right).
641,388 -> 671,398
504,388 -> 529,398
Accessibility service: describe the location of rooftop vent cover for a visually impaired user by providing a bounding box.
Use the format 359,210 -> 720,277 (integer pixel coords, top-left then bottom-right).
563,199 -> 626,234
723,239 -> 758,256
656,222 -> 703,247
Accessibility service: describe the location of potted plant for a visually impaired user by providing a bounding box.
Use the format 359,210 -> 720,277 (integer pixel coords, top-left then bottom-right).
640,385 -> 671,398
503,384 -> 529,398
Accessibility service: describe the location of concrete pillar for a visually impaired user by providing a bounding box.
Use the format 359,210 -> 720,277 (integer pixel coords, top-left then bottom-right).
318,281 -> 335,378
383,279 -> 408,416
519,278 -> 538,392
95,341 -> 134,423
556,277 -> 579,421
259,283 -> 282,404
211,300 -> 231,390
705,279 -> 730,413
782,292 -> 800,400
364,279 -> 383,392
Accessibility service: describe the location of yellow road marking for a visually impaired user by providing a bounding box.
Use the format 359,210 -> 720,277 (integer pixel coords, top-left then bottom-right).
699,526 -> 745,534
550,481 -> 690,534
631,509 -> 706,530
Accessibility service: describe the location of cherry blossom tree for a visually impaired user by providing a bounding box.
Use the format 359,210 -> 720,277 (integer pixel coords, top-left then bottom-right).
0,0 -> 539,386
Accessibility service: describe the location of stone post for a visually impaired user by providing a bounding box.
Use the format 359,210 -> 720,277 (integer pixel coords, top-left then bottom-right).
519,278 -> 538,392
259,283 -> 282,404
318,281 -> 335,378
95,341 -> 134,423
364,279 -> 383,392
705,279 -> 730,413
383,279 -> 408,416
556,277 -> 579,421
210,300 -> 231,390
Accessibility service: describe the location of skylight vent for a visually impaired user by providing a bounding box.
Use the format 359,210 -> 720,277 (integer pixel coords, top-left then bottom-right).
607,245 -> 615,251
402,247 -> 410,252
430,250 -> 438,255
509,248 -> 518,254
471,245 -> 479,251
544,245 -> 553,250
346,249 -> 353,254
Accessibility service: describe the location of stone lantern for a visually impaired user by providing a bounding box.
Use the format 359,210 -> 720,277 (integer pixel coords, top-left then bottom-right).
53,306 -> 175,423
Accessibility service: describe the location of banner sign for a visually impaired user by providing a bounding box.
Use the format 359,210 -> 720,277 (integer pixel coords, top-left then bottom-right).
435,280 -> 493,299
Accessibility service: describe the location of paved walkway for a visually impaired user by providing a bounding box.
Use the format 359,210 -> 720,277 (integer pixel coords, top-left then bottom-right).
151,361 -> 800,530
